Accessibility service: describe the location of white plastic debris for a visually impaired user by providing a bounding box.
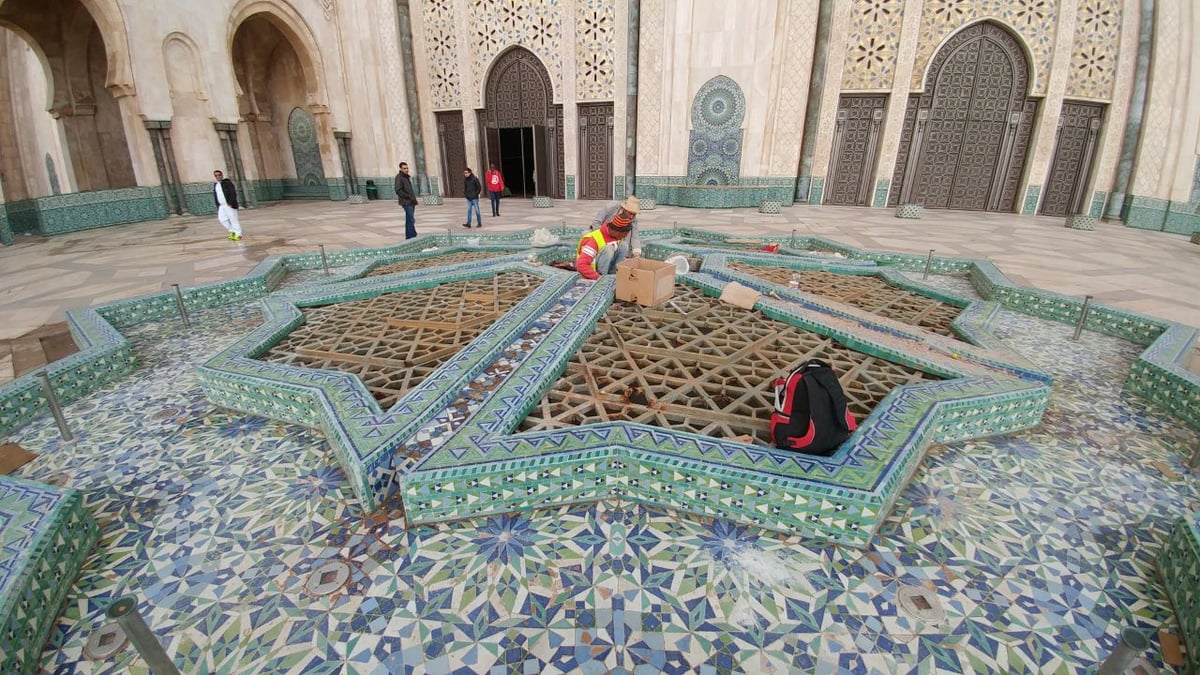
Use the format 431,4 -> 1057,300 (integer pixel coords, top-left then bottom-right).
530,228 -> 560,247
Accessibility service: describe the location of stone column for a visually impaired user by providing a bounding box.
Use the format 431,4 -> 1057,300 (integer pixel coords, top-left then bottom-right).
395,0 -> 430,194
794,0 -> 835,202
1106,0 -> 1157,219
871,0 -> 923,208
562,0 -> 580,200
622,0 -> 639,197
112,88 -> 158,188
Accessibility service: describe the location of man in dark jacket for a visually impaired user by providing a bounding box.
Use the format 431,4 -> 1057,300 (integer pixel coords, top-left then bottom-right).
394,162 -> 418,239
213,170 -> 242,241
462,167 -> 483,228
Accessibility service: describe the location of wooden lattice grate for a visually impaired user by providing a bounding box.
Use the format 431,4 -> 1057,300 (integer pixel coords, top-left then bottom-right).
729,264 -> 964,338
520,285 -> 937,445
366,251 -> 511,277
261,273 -> 539,409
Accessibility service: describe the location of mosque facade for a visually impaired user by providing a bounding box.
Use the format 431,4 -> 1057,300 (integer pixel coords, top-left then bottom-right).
0,0 -> 1198,244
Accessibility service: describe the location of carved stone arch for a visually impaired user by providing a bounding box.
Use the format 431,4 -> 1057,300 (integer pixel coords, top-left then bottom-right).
62,5 -> 98,105
73,0 -> 134,95
482,46 -> 554,129
0,21 -> 55,109
162,32 -> 206,98
892,21 -> 1037,212
479,46 -> 563,199
227,0 -> 327,107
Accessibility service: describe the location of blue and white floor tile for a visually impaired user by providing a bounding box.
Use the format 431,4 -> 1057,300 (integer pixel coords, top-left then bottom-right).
7,278 -> 1199,673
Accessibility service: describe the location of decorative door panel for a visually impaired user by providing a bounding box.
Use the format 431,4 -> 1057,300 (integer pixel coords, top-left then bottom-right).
1041,101 -> 1105,217
896,22 -> 1032,213
827,95 -> 886,206
435,111 -> 466,198
578,102 -> 613,199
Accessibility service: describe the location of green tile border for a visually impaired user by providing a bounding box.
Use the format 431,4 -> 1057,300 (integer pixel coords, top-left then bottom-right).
0,478 -> 100,675
1159,514 -> 1200,674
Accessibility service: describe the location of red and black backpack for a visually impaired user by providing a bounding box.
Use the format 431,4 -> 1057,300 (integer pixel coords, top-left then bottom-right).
770,359 -> 857,455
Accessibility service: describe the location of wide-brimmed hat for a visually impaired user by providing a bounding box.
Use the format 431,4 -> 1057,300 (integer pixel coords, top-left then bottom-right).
619,196 -> 640,215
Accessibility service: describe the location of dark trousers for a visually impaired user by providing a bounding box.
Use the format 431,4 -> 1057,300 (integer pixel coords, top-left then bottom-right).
488,191 -> 501,216
402,204 -> 416,239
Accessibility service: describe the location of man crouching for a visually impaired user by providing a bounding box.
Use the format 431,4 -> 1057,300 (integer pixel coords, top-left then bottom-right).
575,196 -> 642,280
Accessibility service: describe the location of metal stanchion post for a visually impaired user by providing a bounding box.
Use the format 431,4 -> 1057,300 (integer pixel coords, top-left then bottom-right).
105,596 -> 180,675
36,371 -> 74,442
922,249 -> 935,280
1097,627 -> 1148,675
1072,295 -> 1094,341
170,284 -> 190,328
319,245 -> 330,276
674,221 -> 679,237
790,229 -> 797,247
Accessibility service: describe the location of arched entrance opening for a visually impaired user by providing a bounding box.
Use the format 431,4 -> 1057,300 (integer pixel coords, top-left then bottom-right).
477,47 -> 563,199
892,21 -> 1036,212
0,0 -> 136,201
231,11 -> 328,200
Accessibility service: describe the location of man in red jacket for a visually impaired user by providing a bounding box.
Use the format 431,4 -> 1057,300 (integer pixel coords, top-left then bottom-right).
484,164 -> 505,217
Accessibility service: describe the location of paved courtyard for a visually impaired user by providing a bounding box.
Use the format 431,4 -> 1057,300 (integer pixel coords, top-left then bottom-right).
2,199 -> 1199,672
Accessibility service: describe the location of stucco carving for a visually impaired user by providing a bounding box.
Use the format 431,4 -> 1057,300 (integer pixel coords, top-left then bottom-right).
841,0 -> 904,91
1066,0 -> 1121,99
575,0 -> 615,101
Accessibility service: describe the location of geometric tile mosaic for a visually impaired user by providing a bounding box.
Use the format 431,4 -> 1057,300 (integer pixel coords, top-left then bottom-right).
3,228 -> 1198,673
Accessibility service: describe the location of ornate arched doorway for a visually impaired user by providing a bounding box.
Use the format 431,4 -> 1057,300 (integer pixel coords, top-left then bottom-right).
891,22 -> 1037,212
231,9 -> 330,200
477,47 -> 563,199
0,0 -> 136,199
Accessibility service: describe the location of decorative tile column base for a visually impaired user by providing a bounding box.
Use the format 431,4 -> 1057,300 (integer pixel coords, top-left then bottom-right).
532,196 -> 553,208
759,200 -> 782,214
422,195 -> 444,206
347,195 -> 368,205
1065,214 -> 1097,231
1191,231 -> 1200,245
896,204 -> 923,219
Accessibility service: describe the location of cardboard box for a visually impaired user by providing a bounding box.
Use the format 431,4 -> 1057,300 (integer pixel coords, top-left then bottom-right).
615,258 -> 676,307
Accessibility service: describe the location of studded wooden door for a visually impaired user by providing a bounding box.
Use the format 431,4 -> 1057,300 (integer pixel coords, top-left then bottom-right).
1040,101 -> 1105,217
435,111 -> 466,198
481,47 -> 563,198
895,22 -> 1033,212
827,95 -> 886,206
578,102 -> 613,199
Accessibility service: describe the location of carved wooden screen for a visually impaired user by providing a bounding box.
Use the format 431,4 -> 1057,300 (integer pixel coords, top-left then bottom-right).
481,48 -> 563,198
827,95 -> 887,206
896,22 -> 1033,212
435,111 -> 466,198
1040,101 -> 1105,217
578,102 -> 613,199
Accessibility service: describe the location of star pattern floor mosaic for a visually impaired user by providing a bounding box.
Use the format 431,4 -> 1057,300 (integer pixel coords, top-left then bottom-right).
7,268 -> 1200,673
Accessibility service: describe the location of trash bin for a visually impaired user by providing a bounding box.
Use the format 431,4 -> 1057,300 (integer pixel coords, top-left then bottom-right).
364,180 -> 379,200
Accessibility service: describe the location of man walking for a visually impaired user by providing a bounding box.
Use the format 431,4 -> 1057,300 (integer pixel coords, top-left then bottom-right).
462,167 -> 483,228
484,163 -> 505,216
213,170 -> 242,241
394,162 -> 418,239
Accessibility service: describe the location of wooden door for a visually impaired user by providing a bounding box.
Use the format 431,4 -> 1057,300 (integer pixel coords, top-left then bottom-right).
1040,102 -> 1104,217
532,124 -> 550,197
578,102 -> 613,199
435,111 -> 466,198
826,95 -> 886,206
